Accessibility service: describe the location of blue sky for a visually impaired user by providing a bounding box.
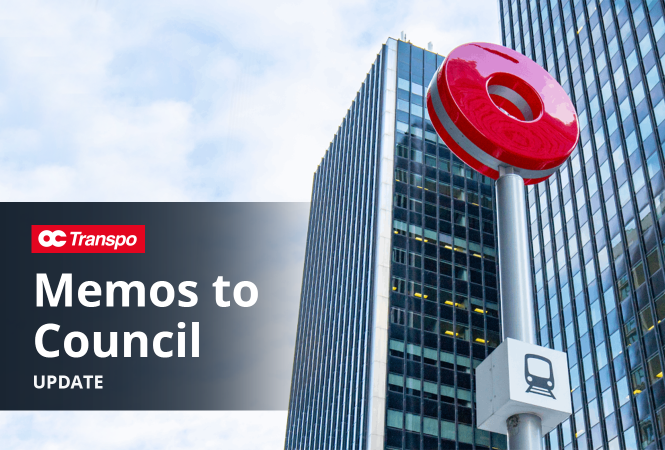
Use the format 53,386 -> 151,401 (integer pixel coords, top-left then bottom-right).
0,0 -> 500,447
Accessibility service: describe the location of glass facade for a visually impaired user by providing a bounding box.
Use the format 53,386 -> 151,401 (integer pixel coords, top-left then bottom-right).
285,47 -> 384,450
499,0 -> 665,449
286,38 -> 506,450
384,40 -> 506,450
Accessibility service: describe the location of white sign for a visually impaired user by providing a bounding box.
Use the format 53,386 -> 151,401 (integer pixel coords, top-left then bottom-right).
476,338 -> 572,435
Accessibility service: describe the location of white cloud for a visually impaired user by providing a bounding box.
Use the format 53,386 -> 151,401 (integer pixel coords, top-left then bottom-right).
0,411 -> 288,450
0,0 -> 499,201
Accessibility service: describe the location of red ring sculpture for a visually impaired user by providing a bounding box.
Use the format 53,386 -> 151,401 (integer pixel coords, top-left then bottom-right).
426,42 -> 579,185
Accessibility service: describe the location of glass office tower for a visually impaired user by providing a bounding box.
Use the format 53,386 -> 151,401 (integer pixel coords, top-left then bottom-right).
500,0 -> 665,449
285,38 -> 506,450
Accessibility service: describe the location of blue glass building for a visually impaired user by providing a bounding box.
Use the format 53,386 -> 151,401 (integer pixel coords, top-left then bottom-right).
500,0 -> 665,449
285,38 -> 507,450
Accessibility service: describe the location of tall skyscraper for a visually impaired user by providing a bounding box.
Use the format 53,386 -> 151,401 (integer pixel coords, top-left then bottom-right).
285,38 -> 507,450
500,0 -> 665,449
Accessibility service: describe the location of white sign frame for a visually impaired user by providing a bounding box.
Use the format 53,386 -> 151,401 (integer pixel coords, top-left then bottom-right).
476,338 -> 572,434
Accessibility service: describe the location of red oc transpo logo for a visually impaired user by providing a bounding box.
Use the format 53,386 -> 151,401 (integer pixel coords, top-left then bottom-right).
31,225 -> 145,253
426,42 -> 579,185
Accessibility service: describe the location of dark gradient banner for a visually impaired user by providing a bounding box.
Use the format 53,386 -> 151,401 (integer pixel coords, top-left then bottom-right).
0,203 -> 308,410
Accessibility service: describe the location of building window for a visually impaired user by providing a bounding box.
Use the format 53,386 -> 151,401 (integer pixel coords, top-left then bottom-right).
655,293 -> 665,323
639,306 -> 654,332
439,181 -> 451,196
575,408 -> 586,437
617,275 -> 630,301
640,206 -> 654,233
453,188 -> 465,201
408,252 -> 422,268
633,167 -> 645,193
388,373 -> 404,393
440,351 -> 454,371
390,308 -> 405,326
656,407 -> 665,438
392,248 -> 406,264
632,262 -> 646,288
405,413 -> 421,433
624,317 -> 638,346
612,233 -> 624,259
632,366 -> 647,394
391,277 -> 406,294
394,193 -> 407,209
458,388 -> 472,408
409,173 -> 423,188
455,266 -> 468,281
408,224 -> 423,240
396,144 -> 408,158
406,343 -> 422,362
423,380 -> 438,400
423,417 -> 438,437
389,339 -> 405,358
485,301 -> 499,318
647,355 -> 663,384
492,433 -> 507,450
624,426 -> 639,450
424,256 -> 437,273
639,416 -> 656,448
405,377 -> 421,396
410,149 -> 423,163
472,327 -> 486,345
423,316 -> 437,334
475,428 -> 490,447
386,409 -> 403,429
588,399 -> 600,427
602,388 -> 614,418
458,424 -> 474,444
440,320 -> 469,341
409,198 -> 422,212
441,420 -> 455,440
407,312 -> 421,330
618,377 -> 631,406
393,219 -> 407,236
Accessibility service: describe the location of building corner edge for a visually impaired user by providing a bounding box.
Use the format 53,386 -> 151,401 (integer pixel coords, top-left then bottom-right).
366,37 -> 397,450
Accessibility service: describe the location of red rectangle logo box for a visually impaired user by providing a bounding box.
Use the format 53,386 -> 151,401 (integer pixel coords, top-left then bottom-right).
32,225 -> 145,253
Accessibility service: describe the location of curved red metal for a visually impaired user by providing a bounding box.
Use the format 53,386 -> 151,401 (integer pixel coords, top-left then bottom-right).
426,42 -> 579,185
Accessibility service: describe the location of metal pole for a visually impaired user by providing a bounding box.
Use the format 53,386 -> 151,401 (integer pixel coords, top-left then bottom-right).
506,414 -> 543,450
495,167 -> 543,450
